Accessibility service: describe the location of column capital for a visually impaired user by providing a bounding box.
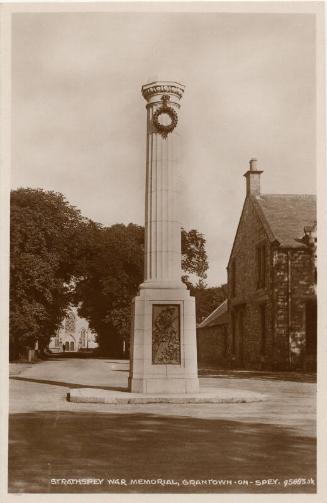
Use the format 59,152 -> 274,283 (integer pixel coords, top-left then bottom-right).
141,81 -> 185,103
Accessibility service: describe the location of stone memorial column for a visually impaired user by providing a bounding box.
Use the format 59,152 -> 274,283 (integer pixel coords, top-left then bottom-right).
128,81 -> 199,394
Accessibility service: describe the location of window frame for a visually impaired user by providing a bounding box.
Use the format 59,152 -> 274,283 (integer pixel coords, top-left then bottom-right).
256,241 -> 267,290
259,303 -> 266,356
231,259 -> 236,297
231,311 -> 236,355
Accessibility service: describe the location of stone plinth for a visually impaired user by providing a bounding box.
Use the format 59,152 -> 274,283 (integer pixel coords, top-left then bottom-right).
68,387 -> 266,404
128,81 -> 199,393
129,287 -> 198,394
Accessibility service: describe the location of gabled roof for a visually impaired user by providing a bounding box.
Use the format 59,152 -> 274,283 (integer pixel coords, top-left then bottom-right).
197,299 -> 228,329
253,194 -> 316,248
227,192 -> 316,269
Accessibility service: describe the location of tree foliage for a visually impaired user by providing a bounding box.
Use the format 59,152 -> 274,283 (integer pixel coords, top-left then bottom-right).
190,284 -> 228,324
10,188 -> 210,359
10,188 -> 87,359
74,223 -> 144,356
181,228 -> 208,288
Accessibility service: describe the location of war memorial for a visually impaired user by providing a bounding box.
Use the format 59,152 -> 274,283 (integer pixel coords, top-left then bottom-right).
128,82 -> 199,394
69,82 -> 263,405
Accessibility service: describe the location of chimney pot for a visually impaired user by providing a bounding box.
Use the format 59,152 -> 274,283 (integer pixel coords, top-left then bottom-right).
249,158 -> 258,171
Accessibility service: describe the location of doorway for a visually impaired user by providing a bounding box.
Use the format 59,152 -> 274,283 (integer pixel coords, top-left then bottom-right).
305,300 -> 317,370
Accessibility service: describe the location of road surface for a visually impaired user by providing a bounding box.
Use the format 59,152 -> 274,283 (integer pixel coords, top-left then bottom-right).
9,357 -> 316,493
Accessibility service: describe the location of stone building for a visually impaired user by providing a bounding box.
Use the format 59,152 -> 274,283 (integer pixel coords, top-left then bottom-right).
49,306 -> 98,353
196,300 -> 228,366
226,159 -> 316,370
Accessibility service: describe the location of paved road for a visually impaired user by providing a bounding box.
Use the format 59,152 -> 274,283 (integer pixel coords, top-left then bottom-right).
9,357 -> 316,494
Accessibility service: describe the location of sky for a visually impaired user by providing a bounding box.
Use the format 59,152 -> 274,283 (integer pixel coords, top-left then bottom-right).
11,9 -> 316,286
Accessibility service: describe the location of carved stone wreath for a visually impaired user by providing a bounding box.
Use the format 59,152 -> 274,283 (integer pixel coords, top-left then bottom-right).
152,95 -> 178,138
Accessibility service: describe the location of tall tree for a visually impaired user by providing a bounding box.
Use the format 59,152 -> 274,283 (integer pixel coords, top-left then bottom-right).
74,223 -> 144,356
10,188 -> 87,359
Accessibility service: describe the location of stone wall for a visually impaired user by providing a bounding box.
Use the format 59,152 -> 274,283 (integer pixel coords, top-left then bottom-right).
272,248 -> 316,369
226,197 -> 316,370
196,325 -> 228,367
227,198 -> 274,369
228,198 -> 270,299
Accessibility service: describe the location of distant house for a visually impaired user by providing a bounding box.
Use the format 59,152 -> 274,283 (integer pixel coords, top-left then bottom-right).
196,299 -> 228,366
49,306 -> 98,353
226,159 -> 316,370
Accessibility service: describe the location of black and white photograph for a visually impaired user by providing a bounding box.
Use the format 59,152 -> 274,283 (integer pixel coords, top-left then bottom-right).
0,1 -> 325,500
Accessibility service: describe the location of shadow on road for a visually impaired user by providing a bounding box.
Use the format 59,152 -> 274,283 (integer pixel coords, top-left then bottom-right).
48,354 -> 129,362
10,377 -> 127,393
198,370 -> 316,384
8,411 -> 316,494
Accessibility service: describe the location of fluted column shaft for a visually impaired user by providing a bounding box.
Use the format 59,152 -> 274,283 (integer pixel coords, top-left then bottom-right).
141,82 -> 185,288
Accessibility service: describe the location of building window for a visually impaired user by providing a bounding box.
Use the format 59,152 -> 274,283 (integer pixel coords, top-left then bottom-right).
80,328 -> 86,348
260,304 -> 266,355
65,312 -> 76,333
231,311 -> 236,354
223,326 -> 228,357
231,260 -> 236,297
256,243 -> 266,289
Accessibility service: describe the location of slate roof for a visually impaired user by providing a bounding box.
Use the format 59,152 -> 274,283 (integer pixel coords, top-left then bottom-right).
197,299 -> 228,329
252,194 -> 316,248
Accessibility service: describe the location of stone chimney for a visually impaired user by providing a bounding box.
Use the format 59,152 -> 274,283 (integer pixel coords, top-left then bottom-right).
244,158 -> 263,196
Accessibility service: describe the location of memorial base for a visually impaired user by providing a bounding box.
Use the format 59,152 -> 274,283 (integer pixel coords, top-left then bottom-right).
128,285 -> 199,394
68,387 -> 266,404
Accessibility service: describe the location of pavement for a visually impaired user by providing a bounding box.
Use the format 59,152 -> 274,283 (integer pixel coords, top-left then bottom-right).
8,357 -> 316,494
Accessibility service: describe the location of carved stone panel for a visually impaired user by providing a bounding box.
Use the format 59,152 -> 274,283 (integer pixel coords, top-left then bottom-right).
152,304 -> 181,364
